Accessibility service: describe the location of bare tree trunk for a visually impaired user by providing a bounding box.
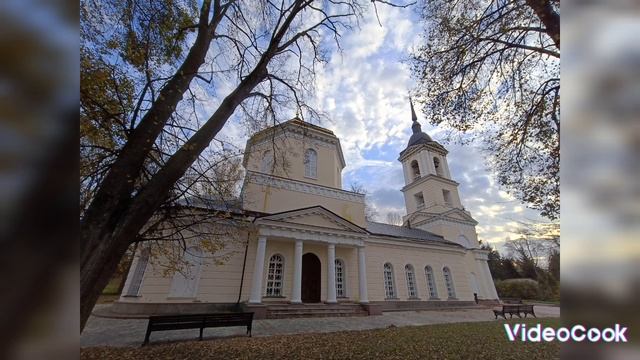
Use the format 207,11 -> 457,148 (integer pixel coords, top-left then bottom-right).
80,233 -> 133,331
80,35 -> 275,332
525,0 -> 560,49
80,1 -> 219,331
80,0 -> 315,331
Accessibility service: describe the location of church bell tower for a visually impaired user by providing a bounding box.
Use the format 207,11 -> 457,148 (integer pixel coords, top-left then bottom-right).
399,100 -> 479,248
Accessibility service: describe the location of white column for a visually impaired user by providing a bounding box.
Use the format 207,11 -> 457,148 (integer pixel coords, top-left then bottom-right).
291,240 -> 303,303
358,246 -> 369,303
249,236 -> 267,304
326,244 -> 337,303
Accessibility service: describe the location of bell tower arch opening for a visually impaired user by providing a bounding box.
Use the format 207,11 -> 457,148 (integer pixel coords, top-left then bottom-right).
410,160 -> 421,180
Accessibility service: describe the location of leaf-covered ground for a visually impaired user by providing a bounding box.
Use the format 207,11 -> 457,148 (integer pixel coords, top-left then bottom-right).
81,318 -> 559,360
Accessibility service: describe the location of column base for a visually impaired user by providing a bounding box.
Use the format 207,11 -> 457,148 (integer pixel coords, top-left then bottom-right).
324,300 -> 338,304
289,300 -> 302,304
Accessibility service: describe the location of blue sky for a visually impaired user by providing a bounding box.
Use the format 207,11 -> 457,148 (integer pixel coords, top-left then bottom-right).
215,4 -> 547,251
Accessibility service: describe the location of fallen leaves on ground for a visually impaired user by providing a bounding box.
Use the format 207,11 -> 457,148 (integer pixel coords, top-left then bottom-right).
81,318 -> 560,360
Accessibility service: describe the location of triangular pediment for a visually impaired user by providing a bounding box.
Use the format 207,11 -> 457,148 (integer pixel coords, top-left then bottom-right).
406,208 -> 478,226
256,206 -> 368,234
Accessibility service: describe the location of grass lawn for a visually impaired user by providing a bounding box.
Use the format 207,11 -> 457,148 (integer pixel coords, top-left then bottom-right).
102,277 -> 123,295
81,318 -> 559,360
96,294 -> 120,304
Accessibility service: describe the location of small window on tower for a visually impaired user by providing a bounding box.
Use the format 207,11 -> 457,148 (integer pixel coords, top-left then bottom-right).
304,148 -> 317,178
433,157 -> 443,177
414,193 -> 425,210
443,189 -> 452,206
410,160 -> 421,180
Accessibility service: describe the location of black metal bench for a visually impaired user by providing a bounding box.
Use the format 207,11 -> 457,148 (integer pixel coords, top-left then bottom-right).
493,304 -> 536,319
518,304 -> 536,318
493,305 -> 522,319
143,312 -> 254,345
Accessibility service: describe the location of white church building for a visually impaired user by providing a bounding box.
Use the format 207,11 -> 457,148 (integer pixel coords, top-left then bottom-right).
114,103 -> 499,318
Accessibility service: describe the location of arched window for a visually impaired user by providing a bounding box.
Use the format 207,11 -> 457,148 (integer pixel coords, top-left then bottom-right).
433,157 -> 443,176
410,160 -> 421,180
125,247 -> 149,296
405,264 -> 418,298
304,148 -> 317,178
383,263 -> 396,299
266,254 -> 284,297
425,265 -> 438,299
335,259 -> 346,298
169,247 -> 203,298
443,266 -> 456,299
261,150 -> 273,173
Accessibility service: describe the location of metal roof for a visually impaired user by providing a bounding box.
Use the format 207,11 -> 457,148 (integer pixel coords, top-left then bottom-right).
365,221 -> 459,246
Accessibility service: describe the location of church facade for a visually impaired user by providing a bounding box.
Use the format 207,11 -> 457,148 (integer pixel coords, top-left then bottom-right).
116,104 -> 498,318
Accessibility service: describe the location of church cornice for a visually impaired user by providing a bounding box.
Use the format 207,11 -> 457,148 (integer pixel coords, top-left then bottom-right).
257,223 -> 366,247
398,142 -> 448,161
365,236 -> 467,254
401,174 -> 459,192
472,249 -> 491,261
243,171 -> 365,203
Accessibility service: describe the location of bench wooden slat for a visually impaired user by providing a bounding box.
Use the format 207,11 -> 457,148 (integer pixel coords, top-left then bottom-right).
143,312 -> 254,345
492,304 -> 536,319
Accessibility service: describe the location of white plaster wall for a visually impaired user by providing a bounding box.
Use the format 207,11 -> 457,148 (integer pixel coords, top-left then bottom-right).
363,240 -> 473,301
122,237 -> 497,305
402,179 -> 463,214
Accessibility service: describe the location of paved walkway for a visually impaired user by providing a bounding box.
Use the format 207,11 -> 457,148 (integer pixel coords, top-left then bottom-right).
81,304 -> 560,347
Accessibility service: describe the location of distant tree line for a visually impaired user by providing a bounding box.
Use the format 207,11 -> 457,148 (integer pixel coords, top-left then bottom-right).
481,222 -> 559,301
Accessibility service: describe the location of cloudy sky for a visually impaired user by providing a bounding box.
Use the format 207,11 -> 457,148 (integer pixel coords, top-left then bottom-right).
217,4 -> 548,251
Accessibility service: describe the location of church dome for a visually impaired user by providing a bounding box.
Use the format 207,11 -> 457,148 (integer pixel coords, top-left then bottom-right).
406,98 -> 432,148
408,121 -> 432,147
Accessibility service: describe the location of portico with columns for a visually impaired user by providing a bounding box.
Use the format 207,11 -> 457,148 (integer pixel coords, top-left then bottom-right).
247,206 -> 370,305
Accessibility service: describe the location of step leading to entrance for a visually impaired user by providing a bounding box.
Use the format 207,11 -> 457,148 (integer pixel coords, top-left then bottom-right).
265,303 -> 369,319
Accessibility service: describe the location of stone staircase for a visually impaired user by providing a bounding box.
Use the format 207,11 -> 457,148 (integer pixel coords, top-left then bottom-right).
265,303 -> 369,319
